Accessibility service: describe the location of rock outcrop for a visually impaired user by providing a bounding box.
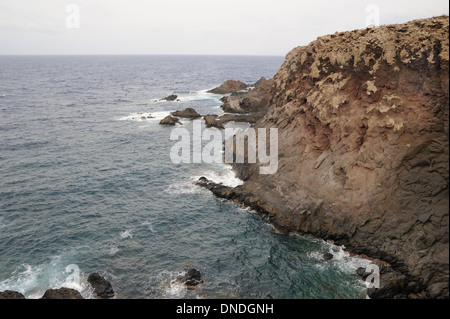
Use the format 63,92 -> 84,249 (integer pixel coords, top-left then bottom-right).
0,290 -> 26,299
40,288 -> 84,299
208,80 -> 248,94
87,273 -> 115,299
175,268 -> 204,289
221,78 -> 273,114
201,16 -> 450,298
204,115 -> 224,129
162,94 -> 178,101
171,108 -> 202,119
160,115 -> 180,126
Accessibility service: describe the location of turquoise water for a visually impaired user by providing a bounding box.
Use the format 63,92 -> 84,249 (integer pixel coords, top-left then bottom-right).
0,55 -> 370,299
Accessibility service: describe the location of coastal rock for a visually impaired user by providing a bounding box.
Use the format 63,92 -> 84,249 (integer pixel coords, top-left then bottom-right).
323,253 -> 334,261
202,16 -> 450,299
175,268 -> 204,289
40,288 -> 84,299
160,115 -> 180,126
0,290 -> 26,299
217,113 -> 262,125
254,76 -> 268,87
171,108 -> 202,119
208,80 -> 248,94
204,115 -> 224,129
87,273 -> 115,299
162,94 -> 178,101
220,78 -> 273,114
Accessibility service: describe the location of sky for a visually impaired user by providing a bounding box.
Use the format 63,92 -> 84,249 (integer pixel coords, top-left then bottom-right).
0,0 -> 448,56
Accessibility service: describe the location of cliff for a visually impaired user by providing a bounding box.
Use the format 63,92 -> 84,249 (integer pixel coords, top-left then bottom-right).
203,16 -> 449,298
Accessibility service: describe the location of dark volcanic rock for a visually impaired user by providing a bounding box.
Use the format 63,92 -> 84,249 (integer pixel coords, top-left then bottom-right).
162,94 -> 178,101
160,115 -> 180,126
87,273 -> 115,299
367,271 -> 407,299
175,268 -> 204,288
40,288 -> 84,299
208,80 -> 248,94
0,290 -> 26,299
171,108 -> 201,119
323,253 -> 334,261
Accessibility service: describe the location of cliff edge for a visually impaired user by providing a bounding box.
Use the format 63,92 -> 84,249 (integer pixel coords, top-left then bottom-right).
218,16 -> 449,298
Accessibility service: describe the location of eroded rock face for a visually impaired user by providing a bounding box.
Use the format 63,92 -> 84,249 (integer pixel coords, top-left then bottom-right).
218,16 -> 449,298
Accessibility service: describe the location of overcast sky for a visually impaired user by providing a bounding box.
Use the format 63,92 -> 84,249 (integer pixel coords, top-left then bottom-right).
0,0 -> 448,55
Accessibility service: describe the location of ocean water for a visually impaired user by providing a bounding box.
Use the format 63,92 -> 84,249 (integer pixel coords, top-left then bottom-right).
0,55 -> 370,299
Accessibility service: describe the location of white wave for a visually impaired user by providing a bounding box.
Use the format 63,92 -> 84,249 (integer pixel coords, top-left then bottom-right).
118,111 -> 170,122
108,245 -> 120,256
141,221 -> 155,232
154,270 -> 188,299
196,165 -> 243,188
165,181 -> 201,195
120,229 -> 133,239
306,240 -> 373,274
0,259 -> 94,299
177,90 -> 221,103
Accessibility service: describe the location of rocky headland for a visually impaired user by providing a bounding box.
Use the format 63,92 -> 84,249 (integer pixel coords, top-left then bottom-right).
199,16 -> 449,299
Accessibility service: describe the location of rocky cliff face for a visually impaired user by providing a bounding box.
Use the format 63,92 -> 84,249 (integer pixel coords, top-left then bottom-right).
225,16 -> 449,298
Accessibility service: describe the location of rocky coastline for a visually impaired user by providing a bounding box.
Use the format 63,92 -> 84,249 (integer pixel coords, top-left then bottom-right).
1,16 -> 447,300
197,16 -> 449,299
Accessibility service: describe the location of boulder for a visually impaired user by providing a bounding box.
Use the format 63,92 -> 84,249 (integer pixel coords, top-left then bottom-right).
87,273 -> 115,299
208,80 -> 248,94
160,115 -> 180,126
40,288 -> 84,299
171,108 -> 201,119
175,268 -> 204,289
0,290 -> 26,299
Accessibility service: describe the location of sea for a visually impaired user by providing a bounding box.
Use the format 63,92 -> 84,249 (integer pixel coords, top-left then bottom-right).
0,55 -> 371,299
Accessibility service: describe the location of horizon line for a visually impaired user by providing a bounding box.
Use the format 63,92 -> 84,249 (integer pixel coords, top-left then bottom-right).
0,53 -> 286,58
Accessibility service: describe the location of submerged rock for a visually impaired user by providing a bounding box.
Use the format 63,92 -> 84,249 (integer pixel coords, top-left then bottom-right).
40,288 -> 84,299
87,273 -> 115,299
